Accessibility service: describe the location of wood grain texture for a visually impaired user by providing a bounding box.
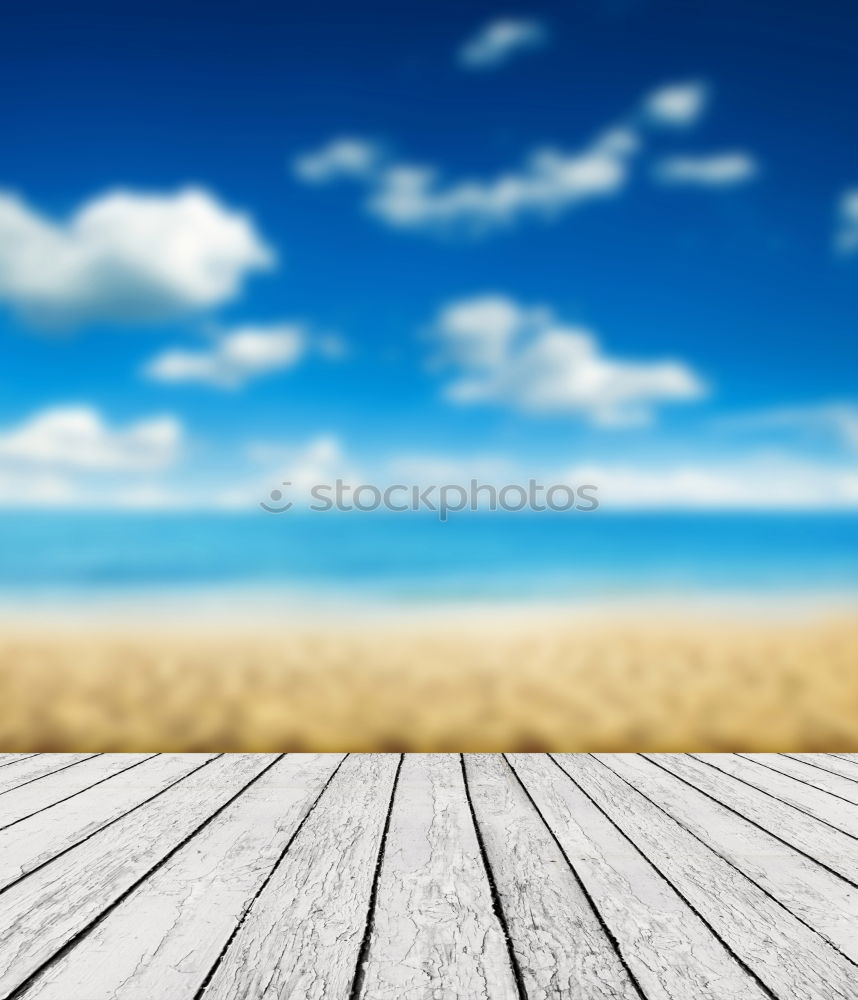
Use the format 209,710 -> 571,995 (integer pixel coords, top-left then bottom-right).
0,753 -> 155,830
783,753 -> 858,783
597,753 -> 858,963
356,753 -> 519,1000
0,755 -> 38,769
17,754 -> 346,1000
740,753 -> 858,804
0,754 -> 275,998
201,753 -> 399,1000
507,753 -> 767,1000
694,753 -> 858,839
464,753 -> 639,1000
0,755 -> 96,797
645,753 -> 858,884
557,754 -> 858,1000
0,753 -> 218,892
2,753 -> 856,1000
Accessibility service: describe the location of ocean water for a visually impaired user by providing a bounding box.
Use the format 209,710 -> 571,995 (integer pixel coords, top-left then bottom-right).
0,511 -> 856,619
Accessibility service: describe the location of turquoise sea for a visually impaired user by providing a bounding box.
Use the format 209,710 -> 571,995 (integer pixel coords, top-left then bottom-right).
0,511 -> 856,618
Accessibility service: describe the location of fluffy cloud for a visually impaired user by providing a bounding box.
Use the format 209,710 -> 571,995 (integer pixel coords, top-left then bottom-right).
0,406 -> 182,470
654,152 -> 758,186
293,127 -> 637,235
430,295 -> 707,425
292,79 -> 758,235
367,134 -> 633,233
836,188 -> 858,253
458,18 -> 547,70
561,458 -> 858,510
144,324 -> 308,389
643,81 -> 709,126
719,402 -> 858,451
293,138 -> 384,184
0,187 -> 274,327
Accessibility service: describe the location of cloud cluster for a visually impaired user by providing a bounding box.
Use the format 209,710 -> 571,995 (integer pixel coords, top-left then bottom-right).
458,18 -> 547,70
0,405 -> 182,470
145,324 -> 307,389
836,188 -> 858,253
293,138 -> 384,184
643,81 -> 709,127
293,127 -> 638,235
0,187 -> 274,327
719,402 -> 858,451
654,152 -> 758,187
293,82 -> 756,235
430,295 -> 707,425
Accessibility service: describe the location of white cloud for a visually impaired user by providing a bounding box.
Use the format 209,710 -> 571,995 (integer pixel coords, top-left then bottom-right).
836,188 -> 858,253
431,294 -> 707,425
654,152 -> 758,187
562,458 -> 858,510
719,402 -> 858,451
458,18 -> 547,70
0,187 -> 274,327
366,136 -> 632,233
0,406 -> 183,470
145,324 -> 307,389
293,138 -> 384,184
293,79 -> 758,236
643,81 -> 709,127
294,130 -> 635,235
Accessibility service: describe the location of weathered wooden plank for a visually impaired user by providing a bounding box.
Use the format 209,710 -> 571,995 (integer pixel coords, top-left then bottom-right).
645,753 -> 858,884
0,755 -> 39,769
464,754 -> 639,1000
356,754 -> 519,1000
201,754 -> 399,1000
0,754 -> 275,998
556,754 -> 857,1000
695,753 -> 858,838
598,753 -> 858,963
17,754 -> 346,1000
782,754 -> 858,783
0,754 -> 96,796
0,753 -> 217,891
0,753 -> 156,830
507,753 -> 767,1000
741,753 -> 858,804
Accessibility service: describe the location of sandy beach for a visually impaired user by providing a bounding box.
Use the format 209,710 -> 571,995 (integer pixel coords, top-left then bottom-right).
1,611 -> 856,751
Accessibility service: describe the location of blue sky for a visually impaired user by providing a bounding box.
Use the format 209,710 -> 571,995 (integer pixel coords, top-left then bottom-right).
0,0 -> 856,509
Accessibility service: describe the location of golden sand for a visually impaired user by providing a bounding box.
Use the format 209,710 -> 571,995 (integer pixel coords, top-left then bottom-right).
0,616 -> 857,751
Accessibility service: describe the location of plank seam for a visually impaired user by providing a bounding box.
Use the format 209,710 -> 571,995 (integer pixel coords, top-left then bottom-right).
0,756 -> 39,771
830,755 -> 858,769
502,754 -> 648,1000
0,755 -> 100,800
347,753 -> 404,1000
0,754 -> 223,899
193,753 -> 352,1000
597,755 -> 858,969
739,754 -> 858,806
548,754 -> 780,1000
460,754 -> 529,1000
642,755 -> 858,889
0,754 -> 160,833
780,754 -> 858,786
3,754 -> 284,1000
692,755 -> 858,843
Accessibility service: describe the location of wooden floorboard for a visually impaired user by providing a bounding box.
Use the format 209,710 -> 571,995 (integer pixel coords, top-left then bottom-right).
0,753 -> 855,1000
694,752 -> 858,838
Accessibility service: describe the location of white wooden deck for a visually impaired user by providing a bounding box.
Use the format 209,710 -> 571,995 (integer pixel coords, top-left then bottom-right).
0,753 -> 857,999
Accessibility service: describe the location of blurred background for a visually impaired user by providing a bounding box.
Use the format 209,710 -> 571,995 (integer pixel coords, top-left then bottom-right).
0,0 -> 856,749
